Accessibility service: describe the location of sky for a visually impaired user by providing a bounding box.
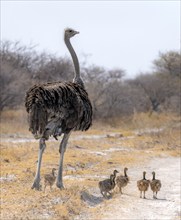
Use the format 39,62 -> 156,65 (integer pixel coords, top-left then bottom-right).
1,0 -> 180,78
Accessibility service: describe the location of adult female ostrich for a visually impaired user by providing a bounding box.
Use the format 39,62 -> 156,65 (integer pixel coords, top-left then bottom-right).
25,28 -> 92,190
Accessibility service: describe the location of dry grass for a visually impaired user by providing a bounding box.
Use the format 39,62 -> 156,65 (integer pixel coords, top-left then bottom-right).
0,110 -> 180,219
1,109 -> 29,135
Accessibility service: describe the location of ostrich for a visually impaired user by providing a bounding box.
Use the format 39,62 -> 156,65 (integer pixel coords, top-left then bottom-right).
116,167 -> 129,194
98,170 -> 119,198
150,171 -> 161,199
44,168 -> 56,192
25,28 -> 92,190
137,171 -> 150,199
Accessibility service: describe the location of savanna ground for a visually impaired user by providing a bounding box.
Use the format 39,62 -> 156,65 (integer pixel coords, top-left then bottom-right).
0,110 -> 180,220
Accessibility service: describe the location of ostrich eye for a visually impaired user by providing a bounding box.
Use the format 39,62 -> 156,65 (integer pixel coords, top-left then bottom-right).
69,30 -> 73,32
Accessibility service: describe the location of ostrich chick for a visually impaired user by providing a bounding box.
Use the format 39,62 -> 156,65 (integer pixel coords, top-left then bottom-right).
116,167 -> 129,194
150,171 -> 161,199
99,170 -> 118,199
137,171 -> 150,199
44,168 -> 56,192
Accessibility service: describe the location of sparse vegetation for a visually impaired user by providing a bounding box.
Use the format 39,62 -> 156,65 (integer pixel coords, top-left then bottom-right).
1,110 -> 180,219
0,41 -> 180,117
0,39 -> 180,219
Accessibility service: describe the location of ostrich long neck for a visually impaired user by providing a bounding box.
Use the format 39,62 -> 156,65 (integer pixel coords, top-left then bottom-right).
124,169 -> 127,177
143,172 -> 146,180
113,175 -> 116,184
152,172 -> 155,180
111,175 -> 116,187
64,36 -> 82,85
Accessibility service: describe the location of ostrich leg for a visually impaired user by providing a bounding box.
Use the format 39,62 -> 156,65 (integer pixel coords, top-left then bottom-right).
32,138 -> 46,190
56,132 -> 71,189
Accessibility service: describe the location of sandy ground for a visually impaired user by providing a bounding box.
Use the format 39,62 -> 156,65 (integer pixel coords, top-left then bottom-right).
89,157 -> 181,220
1,130 -> 180,220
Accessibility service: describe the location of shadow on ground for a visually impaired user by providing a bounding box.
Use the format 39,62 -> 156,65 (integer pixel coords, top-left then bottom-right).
81,190 -> 104,206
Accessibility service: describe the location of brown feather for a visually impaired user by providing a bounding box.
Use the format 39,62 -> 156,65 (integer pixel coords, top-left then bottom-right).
25,81 -> 92,139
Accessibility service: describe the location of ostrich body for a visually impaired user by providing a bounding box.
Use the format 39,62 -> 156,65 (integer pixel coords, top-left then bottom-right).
150,171 -> 161,199
44,168 -> 56,192
137,171 -> 150,199
98,170 -> 118,198
116,167 -> 129,194
25,28 -> 92,190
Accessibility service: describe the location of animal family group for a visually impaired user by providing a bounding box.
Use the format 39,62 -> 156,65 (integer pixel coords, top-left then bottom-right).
25,28 -> 161,197
98,168 -> 162,199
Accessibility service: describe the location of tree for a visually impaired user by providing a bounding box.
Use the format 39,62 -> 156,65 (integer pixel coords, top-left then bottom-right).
153,51 -> 181,77
0,41 -> 34,111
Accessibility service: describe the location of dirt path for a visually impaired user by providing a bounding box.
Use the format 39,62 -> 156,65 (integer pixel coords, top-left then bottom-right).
92,157 -> 181,220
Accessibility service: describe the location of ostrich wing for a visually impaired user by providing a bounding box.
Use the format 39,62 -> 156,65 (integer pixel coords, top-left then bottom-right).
25,81 -> 92,139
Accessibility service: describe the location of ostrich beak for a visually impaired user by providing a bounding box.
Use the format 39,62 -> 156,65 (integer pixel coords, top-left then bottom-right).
75,31 -> 79,35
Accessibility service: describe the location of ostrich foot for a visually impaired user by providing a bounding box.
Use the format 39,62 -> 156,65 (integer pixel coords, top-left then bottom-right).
31,178 -> 41,190
56,182 -> 65,190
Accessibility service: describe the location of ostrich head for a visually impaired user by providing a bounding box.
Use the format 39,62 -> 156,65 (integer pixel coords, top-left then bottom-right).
124,167 -> 128,172
113,169 -> 119,176
64,28 -> 79,39
152,171 -> 156,179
